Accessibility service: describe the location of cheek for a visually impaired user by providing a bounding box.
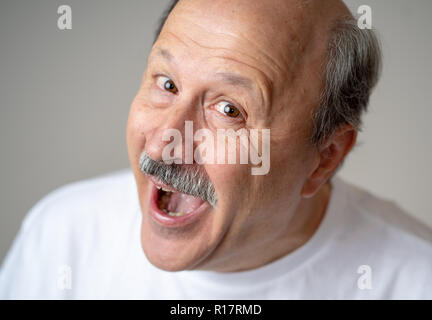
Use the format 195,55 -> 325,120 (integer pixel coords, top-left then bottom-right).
126,98 -> 153,168
205,162 -> 253,212
270,111 -> 314,177
260,135 -> 314,212
202,163 -> 252,244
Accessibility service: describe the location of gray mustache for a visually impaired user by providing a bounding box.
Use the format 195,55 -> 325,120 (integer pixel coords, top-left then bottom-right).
139,151 -> 217,207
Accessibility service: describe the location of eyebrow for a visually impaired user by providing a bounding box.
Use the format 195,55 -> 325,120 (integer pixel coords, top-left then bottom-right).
157,48 -> 174,62
155,48 -> 254,90
214,72 -> 253,90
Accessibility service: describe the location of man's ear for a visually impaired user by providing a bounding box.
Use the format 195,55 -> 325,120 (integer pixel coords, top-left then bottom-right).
301,124 -> 357,198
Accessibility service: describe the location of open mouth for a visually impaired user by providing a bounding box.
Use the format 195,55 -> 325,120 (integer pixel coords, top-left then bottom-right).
157,186 -> 207,217
148,177 -> 211,227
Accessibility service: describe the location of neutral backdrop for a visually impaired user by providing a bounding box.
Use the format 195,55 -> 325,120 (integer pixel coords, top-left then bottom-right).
1,0 -> 431,264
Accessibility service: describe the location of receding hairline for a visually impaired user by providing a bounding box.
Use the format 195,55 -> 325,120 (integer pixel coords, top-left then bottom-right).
153,0 -> 382,147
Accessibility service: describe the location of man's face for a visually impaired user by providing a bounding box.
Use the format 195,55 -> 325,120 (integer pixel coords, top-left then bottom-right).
127,0 -> 332,271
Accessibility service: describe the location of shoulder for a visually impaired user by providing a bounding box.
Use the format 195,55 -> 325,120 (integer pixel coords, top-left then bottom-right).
332,177 -> 432,298
0,169 -> 141,299
338,177 -> 432,250
21,169 -> 138,231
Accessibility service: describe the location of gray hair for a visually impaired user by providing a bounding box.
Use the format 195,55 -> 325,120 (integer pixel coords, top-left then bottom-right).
139,151 -> 218,206
311,18 -> 382,145
153,1 -> 382,146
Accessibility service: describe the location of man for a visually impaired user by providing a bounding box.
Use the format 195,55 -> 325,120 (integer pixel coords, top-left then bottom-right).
1,0 -> 431,299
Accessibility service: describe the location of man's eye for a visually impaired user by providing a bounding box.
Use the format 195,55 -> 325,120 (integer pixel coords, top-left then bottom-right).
156,76 -> 178,94
215,101 -> 241,118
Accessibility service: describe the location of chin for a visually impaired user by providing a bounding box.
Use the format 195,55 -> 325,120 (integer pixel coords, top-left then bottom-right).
140,217 -> 215,271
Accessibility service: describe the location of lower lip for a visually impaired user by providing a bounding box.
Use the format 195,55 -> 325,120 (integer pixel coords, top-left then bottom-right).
147,183 -> 211,228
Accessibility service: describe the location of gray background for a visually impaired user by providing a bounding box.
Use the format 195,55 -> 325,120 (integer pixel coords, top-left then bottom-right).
1,0 -> 431,264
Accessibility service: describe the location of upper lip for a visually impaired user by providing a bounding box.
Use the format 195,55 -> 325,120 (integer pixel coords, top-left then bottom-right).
146,175 -> 212,205
148,176 -> 180,193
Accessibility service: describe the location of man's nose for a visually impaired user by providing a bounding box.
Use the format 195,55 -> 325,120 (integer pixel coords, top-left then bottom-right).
144,103 -> 198,163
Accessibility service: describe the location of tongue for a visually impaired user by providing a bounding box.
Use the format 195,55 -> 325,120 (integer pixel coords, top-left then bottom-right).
167,192 -> 206,214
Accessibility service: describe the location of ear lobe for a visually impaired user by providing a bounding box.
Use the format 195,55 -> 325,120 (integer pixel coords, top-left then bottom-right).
301,125 -> 357,198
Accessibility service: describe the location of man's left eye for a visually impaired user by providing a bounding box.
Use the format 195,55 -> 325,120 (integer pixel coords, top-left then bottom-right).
215,101 -> 241,118
156,76 -> 178,94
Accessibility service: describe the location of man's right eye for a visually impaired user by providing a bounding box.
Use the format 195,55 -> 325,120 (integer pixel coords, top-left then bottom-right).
156,76 -> 178,94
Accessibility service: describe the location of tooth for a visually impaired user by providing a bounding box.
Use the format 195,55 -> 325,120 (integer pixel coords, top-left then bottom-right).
161,187 -> 171,192
156,186 -> 161,190
167,212 -> 186,217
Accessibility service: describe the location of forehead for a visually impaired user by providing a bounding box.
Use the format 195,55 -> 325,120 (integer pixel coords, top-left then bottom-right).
150,0 -> 333,125
159,0 -> 316,82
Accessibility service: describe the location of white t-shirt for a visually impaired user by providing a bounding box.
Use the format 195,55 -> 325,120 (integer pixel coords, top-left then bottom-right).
1,169 -> 431,299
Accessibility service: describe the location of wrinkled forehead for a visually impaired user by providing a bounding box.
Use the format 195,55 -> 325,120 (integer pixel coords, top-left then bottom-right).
151,0 -> 352,123
161,0 -> 323,77
157,0 -> 343,101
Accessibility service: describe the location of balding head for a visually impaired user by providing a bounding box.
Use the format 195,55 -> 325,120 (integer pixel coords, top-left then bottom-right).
157,0 -> 353,114
155,0 -> 379,143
